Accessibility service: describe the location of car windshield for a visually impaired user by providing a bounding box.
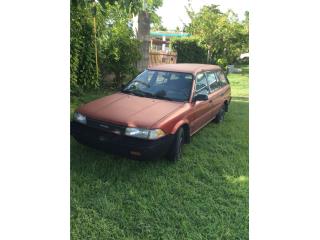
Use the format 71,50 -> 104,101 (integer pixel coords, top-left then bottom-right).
122,70 -> 193,102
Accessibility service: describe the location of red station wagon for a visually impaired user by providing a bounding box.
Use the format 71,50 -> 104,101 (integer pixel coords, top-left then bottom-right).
71,64 -> 231,161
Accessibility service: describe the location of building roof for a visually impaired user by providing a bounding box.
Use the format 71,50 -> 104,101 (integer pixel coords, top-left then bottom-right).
148,63 -> 221,75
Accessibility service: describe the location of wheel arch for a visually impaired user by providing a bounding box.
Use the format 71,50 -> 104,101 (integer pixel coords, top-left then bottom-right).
171,120 -> 190,144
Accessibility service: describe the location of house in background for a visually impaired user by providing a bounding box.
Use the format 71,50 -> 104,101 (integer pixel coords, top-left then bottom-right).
148,31 -> 191,67
132,14 -> 191,69
150,31 -> 191,52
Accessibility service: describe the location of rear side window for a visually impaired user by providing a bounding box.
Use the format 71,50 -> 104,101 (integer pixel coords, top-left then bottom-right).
206,72 -> 220,91
218,71 -> 229,86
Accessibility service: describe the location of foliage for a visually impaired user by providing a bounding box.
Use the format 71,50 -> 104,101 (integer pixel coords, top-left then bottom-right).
185,4 -> 249,67
70,0 -> 163,95
70,65 -> 249,240
101,2 -> 141,87
242,11 -> 249,53
70,1 -> 105,94
151,15 -> 167,31
170,37 -> 207,63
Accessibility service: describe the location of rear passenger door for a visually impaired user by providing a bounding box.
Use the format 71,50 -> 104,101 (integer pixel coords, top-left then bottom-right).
189,72 -> 212,134
216,70 -> 231,104
205,71 -> 225,118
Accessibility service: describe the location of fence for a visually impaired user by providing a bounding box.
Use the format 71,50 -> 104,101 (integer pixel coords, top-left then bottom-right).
148,51 -> 177,67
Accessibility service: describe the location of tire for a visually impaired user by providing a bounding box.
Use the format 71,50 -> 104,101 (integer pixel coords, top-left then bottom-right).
167,128 -> 184,162
224,102 -> 229,112
214,107 -> 225,123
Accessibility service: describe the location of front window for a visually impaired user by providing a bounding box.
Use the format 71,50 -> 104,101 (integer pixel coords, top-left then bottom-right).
122,70 -> 193,102
195,73 -> 210,95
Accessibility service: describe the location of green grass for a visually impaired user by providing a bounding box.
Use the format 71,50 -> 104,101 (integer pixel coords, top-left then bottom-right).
71,66 -> 249,240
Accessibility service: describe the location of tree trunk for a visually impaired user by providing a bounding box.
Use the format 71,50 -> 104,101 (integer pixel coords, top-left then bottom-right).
136,11 -> 150,72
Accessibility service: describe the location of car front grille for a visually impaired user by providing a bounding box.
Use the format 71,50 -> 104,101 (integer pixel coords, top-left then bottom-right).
86,118 -> 126,135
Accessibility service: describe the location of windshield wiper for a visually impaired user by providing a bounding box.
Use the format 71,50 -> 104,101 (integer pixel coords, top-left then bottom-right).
121,89 -> 136,95
122,89 -> 175,101
122,89 -> 152,98
153,95 -> 174,101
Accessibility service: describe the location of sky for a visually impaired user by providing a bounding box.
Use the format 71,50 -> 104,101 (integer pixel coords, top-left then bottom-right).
156,0 -> 250,30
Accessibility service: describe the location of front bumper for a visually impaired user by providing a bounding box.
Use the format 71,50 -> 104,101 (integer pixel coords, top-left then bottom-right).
70,121 -> 174,160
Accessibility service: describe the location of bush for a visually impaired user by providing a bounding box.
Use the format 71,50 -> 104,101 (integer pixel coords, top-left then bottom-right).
71,2 -> 142,93
170,37 -> 207,64
70,4 -> 101,95
101,3 -> 141,87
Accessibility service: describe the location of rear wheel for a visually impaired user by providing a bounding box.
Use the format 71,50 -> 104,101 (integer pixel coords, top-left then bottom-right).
224,102 -> 229,112
214,107 -> 225,123
167,128 -> 184,162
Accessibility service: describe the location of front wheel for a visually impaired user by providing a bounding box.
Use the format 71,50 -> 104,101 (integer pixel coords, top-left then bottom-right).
167,128 -> 184,162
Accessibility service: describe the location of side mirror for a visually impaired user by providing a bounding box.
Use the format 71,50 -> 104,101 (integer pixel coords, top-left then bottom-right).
193,94 -> 209,102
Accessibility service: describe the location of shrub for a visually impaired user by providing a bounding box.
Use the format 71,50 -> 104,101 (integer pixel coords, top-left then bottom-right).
70,4 -> 101,95
101,3 -> 141,87
170,37 -> 207,64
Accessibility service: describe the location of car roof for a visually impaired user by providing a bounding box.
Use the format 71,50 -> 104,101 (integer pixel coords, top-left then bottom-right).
148,63 -> 221,75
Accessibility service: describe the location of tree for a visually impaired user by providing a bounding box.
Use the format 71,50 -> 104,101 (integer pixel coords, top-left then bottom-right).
242,11 -> 249,53
70,0 -> 163,94
171,37 -> 207,63
101,2 -> 141,86
151,15 -> 167,31
185,4 -> 249,67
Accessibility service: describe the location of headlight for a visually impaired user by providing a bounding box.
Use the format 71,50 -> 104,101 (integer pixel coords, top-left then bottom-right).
74,112 -> 87,125
125,127 -> 165,140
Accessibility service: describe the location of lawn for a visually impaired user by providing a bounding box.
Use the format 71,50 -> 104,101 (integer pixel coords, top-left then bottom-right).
70,65 -> 249,240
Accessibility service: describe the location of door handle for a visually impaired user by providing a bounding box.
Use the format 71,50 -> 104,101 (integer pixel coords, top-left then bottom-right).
209,100 -> 213,103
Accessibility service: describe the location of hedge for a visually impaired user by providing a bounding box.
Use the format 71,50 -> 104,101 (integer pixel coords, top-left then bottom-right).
170,37 -> 208,64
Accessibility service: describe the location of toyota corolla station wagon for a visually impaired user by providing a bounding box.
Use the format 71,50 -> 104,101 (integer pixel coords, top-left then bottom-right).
71,64 -> 231,161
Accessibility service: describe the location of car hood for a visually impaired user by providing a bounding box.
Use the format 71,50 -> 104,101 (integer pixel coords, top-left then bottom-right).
77,92 -> 185,128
